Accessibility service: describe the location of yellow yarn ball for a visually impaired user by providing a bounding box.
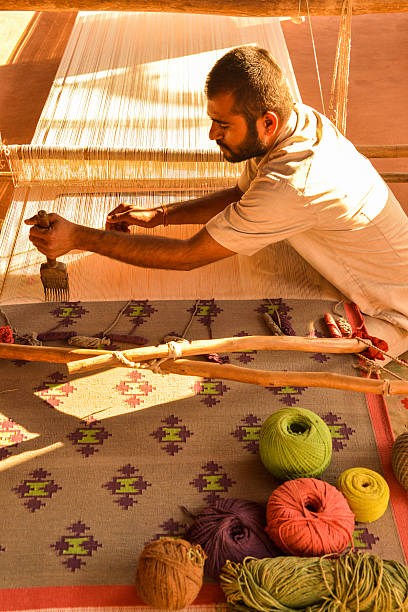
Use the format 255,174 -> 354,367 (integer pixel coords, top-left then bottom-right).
337,467 -> 390,523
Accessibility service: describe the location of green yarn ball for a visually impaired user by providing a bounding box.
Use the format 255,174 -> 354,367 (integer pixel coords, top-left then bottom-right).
259,407 -> 332,480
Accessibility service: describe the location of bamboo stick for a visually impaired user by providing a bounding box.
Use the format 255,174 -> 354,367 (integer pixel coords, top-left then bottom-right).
159,358 -> 408,396
1,0 -> 407,15
0,336 -> 366,370
65,335 -> 367,375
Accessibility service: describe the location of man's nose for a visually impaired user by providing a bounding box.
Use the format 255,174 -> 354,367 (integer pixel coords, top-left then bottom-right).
209,122 -> 222,141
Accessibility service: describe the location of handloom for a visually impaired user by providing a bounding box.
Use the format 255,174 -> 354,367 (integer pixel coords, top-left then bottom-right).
0,11 -> 340,306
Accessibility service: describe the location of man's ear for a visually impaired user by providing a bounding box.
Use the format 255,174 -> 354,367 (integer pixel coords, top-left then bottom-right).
263,111 -> 280,136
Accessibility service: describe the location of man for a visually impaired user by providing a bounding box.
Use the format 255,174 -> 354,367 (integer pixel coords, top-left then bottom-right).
26,46 -> 408,359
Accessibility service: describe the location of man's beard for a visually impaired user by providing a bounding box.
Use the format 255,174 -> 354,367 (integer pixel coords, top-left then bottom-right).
217,118 -> 269,163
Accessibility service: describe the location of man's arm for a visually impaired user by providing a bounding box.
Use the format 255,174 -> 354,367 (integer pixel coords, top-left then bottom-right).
105,185 -> 243,230
25,214 -> 236,271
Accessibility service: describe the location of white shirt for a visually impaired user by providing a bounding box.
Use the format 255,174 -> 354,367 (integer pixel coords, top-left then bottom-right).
206,103 -> 408,330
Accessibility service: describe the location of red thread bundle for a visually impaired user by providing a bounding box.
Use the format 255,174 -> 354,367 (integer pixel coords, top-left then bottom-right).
266,478 -> 355,556
0,326 -> 14,344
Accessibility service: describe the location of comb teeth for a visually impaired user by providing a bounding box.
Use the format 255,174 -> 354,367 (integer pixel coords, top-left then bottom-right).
44,287 -> 70,302
40,260 -> 69,302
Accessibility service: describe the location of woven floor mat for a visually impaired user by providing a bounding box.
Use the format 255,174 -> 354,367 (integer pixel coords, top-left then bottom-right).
0,298 -> 407,610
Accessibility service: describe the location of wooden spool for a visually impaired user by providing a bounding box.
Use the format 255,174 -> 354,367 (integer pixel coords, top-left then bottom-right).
392,433 -> 408,491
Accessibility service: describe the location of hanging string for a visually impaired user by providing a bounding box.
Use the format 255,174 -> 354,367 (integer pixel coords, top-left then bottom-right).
329,0 -> 353,134
304,0 -> 326,116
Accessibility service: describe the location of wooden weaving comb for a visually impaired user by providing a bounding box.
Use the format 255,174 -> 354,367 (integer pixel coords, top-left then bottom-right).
37,210 -> 70,302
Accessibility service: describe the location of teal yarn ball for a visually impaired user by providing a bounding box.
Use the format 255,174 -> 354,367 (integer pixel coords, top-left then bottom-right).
259,407 -> 332,480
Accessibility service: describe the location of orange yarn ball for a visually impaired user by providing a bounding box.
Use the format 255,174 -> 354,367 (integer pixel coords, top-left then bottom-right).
135,538 -> 206,610
266,478 -> 355,556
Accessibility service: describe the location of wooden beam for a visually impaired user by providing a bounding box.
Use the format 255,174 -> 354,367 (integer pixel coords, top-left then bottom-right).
381,172 -> 408,183
357,144 -> 408,158
1,0 -> 408,15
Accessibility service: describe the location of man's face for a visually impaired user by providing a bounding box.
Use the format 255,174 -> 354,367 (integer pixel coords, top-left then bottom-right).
207,92 -> 268,163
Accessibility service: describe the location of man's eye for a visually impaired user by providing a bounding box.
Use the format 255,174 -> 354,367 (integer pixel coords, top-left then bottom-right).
219,124 -> 228,129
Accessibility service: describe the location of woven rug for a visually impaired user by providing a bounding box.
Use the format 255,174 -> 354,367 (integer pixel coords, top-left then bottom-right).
0,298 -> 407,611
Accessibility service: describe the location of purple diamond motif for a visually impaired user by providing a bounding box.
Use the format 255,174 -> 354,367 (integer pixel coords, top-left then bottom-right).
103,464 -> 151,509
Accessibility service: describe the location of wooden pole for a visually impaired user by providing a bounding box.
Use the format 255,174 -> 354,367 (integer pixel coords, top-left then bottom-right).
0,0 -> 408,14
2,343 -> 407,395
0,343 -> 113,363
0,336 -> 366,369
380,173 -> 408,183
65,335 -> 366,375
5,144 -> 408,160
160,358 -> 408,396
357,144 -> 408,158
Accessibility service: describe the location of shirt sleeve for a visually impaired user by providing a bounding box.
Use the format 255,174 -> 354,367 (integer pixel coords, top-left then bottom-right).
206,174 -> 315,256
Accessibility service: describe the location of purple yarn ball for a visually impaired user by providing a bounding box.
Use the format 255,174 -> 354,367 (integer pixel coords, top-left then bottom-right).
185,498 -> 280,579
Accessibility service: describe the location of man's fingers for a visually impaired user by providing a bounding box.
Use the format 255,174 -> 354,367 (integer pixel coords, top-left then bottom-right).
24,212 -> 60,226
106,203 -> 129,219
105,221 -> 130,232
24,215 -> 40,226
29,225 -> 50,238
106,210 -> 128,222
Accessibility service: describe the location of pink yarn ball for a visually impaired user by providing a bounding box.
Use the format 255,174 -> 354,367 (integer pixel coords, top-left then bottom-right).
266,478 -> 354,556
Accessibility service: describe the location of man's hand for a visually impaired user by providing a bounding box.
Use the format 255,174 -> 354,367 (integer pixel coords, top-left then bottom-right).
105,204 -> 163,231
24,212 -> 78,259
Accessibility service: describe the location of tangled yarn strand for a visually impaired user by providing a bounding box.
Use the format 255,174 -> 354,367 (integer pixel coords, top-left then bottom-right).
220,553 -> 408,611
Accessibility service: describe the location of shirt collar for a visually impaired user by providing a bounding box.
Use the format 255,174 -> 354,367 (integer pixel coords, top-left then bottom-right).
274,105 -> 298,147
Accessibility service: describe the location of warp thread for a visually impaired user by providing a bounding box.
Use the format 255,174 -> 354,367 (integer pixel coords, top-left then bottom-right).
392,432 -> 408,491
220,552 -> 408,611
259,407 -> 332,480
135,537 -> 206,610
337,467 -> 390,523
266,478 -> 354,556
184,498 -> 280,580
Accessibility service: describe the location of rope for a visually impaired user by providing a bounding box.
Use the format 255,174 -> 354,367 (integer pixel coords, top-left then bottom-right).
111,339 -> 188,372
67,300 -> 135,348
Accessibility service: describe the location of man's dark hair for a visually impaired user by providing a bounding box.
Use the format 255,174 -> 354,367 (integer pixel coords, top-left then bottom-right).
205,46 -> 294,124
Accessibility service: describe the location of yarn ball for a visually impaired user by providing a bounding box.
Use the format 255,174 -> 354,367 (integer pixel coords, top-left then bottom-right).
220,552 -> 408,611
259,407 -> 332,480
265,477 -> 354,556
0,325 -> 14,344
337,467 -> 390,523
392,432 -> 408,491
185,498 -> 280,579
135,537 -> 206,610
